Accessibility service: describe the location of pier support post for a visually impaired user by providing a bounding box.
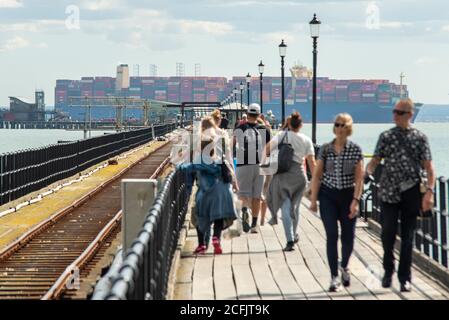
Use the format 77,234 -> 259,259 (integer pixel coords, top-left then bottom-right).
121,179 -> 158,257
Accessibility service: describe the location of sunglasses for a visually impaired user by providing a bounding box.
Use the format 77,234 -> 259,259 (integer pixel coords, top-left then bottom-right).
334,123 -> 346,128
392,109 -> 410,116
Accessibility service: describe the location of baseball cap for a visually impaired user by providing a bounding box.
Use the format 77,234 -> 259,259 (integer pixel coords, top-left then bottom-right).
247,103 -> 261,115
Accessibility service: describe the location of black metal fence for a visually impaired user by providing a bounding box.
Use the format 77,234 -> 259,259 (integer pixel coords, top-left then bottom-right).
0,123 -> 176,206
99,168 -> 191,300
361,165 -> 449,268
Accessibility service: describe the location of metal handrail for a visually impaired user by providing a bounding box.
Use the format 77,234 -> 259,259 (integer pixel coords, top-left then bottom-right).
361,166 -> 449,268
0,123 -> 176,206
93,168 -> 191,300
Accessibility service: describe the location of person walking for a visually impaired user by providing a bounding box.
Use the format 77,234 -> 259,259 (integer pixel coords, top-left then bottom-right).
233,103 -> 271,233
179,117 -> 237,255
219,112 -> 229,130
265,112 -> 315,251
258,114 -> 273,226
309,113 -> 364,292
365,99 -> 435,292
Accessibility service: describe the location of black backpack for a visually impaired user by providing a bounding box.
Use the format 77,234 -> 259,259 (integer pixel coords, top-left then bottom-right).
276,130 -> 294,174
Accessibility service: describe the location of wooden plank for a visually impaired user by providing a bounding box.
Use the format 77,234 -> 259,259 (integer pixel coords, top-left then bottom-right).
232,264 -> 260,300
288,263 -> 331,300
301,210 -> 377,300
192,255 -> 215,300
231,236 -> 250,265
214,244 -> 237,300
260,225 -> 306,300
246,231 -> 283,300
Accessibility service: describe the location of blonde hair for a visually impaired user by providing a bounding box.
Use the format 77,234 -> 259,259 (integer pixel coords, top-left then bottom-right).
395,98 -> 415,112
201,116 -> 216,131
333,113 -> 353,136
210,109 -> 222,126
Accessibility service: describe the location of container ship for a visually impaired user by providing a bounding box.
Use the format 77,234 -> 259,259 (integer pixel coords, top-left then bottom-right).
54,64 -> 421,123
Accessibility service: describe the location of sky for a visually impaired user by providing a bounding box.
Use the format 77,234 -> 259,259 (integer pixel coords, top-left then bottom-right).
0,0 -> 449,106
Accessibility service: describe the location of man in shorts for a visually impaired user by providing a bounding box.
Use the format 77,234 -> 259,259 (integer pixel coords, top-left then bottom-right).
233,104 -> 271,233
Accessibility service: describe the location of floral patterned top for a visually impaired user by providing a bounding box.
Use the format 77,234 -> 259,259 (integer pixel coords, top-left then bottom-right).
373,126 -> 432,204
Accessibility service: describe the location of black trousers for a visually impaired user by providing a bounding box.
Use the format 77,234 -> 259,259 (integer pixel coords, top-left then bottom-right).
319,186 -> 357,278
197,219 -> 224,246
381,184 -> 420,283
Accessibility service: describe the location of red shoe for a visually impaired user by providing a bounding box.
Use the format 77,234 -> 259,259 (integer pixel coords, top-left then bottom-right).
193,245 -> 206,255
212,237 -> 222,255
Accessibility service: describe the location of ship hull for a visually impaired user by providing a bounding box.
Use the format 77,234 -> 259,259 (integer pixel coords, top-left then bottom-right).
264,102 -> 420,123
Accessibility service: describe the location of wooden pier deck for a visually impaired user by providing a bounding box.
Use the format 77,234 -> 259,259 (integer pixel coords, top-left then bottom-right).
173,200 -> 449,300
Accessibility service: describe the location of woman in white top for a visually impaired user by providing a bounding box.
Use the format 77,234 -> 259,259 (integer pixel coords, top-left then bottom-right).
264,112 -> 316,251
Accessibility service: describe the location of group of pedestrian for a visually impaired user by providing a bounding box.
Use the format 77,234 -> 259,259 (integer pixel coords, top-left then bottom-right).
178,98 -> 435,294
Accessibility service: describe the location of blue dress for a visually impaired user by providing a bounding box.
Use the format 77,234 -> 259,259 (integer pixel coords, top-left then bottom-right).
179,157 -> 237,234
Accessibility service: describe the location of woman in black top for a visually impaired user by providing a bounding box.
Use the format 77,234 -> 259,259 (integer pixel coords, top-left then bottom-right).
310,113 -> 364,292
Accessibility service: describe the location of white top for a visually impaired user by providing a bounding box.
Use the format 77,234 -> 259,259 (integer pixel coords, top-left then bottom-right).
270,130 -> 314,164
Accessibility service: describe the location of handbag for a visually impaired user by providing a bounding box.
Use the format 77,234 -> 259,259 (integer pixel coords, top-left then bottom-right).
220,138 -> 233,184
395,132 -> 434,219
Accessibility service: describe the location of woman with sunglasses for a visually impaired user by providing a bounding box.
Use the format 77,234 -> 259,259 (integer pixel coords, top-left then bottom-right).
309,113 -> 364,292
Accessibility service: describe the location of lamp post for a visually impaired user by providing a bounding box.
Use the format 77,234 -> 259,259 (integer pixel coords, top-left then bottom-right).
279,39 -> 287,124
239,81 -> 244,111
233,87 -> 239,117
246,73 -> 251,106
310,13 -> 321,144
258,60 -> 264,113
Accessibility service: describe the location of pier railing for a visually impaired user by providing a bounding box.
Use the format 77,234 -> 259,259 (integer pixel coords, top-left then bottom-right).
361,165 -> 449,269
94,168 -> 191,300
0,123 -> 176,206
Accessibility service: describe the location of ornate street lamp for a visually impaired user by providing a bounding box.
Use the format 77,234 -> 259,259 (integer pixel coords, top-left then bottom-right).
246,73 -> 251,106
279,39 -> 287,124
310,13 -> 321,144
233,87 -> 239,117
258,60 -> 264,113
239,81 -> 244,111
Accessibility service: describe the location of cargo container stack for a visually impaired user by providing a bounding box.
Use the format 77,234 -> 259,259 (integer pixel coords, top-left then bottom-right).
361,81 -> 377,103
154,77 -> 168,101
180,78 -> 193,102
193,79 -> 206,102
128,77 -> 142,99
168,77 -> 181,103
80,77 -> 94,98
335,83 -> 348,103
271,78 -> 282,103
377,83 -> 393,104
206,78 -> 219,102
348,82 -> 362,103
322,80 -> 336,103
94,77 -> 114,98
55,80 -> 70,108
294,79 -> 309,103
141,77 -> 155,99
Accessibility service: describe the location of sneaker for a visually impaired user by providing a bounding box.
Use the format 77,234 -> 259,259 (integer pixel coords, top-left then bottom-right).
212,237 -> 223,255
241,207 -> 250,233
400,281 -> 412,292
382,274 -> 393,288
329,276 -> 342,292
294,233 -> 299,244
193,245 -> 207,255
250,226 -> 258,234
340,267 -> 350,287
283,241 -> 295,252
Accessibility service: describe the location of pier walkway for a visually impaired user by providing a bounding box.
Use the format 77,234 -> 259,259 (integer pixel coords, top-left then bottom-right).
173,198 -> 449,300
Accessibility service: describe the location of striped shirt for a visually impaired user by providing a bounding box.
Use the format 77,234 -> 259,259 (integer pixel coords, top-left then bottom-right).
318,140 -> 363,190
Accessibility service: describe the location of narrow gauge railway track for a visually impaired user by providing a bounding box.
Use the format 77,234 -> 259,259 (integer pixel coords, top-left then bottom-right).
0,142 -> 173,299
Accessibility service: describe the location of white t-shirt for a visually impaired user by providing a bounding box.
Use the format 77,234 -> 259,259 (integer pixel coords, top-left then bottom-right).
270,130 -> 314,164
